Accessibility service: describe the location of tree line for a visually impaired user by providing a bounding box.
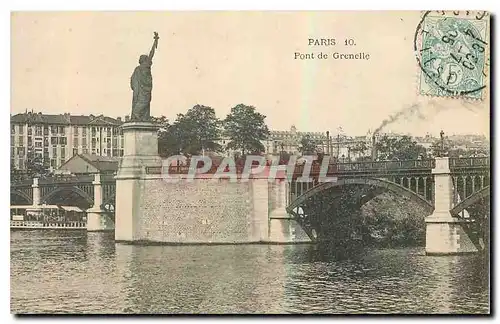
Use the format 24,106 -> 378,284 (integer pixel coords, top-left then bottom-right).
157,104 -> 270,157
11,103 -> 489,179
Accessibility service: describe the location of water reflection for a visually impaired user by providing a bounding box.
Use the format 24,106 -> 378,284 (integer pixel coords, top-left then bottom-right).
11,230 -> 489,314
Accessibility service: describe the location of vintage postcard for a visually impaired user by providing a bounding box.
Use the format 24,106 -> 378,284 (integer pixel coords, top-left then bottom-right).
10,11 -> 490,314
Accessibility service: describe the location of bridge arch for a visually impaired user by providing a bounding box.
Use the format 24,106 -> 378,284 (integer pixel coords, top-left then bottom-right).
11,189 -> 33,205
286,177 -> 434,215
41,186 -> 94,209
450,186 -> 490,216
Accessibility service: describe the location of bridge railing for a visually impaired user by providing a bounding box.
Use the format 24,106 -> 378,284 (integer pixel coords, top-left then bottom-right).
38,175 -> 95,185
145,159 -> 437,176
449,157 -> 490,168
336,159 -> 436,172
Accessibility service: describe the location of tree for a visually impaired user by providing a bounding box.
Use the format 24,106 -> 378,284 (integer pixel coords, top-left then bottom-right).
430,139 -> 489,158
24,146 -> 50,178
350,141 -> 369,161
298,135 -> 318,155
375,135 -> 427,160
223,104 -> 270,155
158,105 -> 222,157
150,115 -> 169,129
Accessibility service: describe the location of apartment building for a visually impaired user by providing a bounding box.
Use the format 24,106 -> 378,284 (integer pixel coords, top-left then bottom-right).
10,111 -> 125,171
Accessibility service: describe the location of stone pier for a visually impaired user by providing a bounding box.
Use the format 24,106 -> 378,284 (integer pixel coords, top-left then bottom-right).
114,121 -> 162,242
114,123 -> 309,244
425,157 -> 478,255
25,178 -> 42,217
87,173 -> 115,232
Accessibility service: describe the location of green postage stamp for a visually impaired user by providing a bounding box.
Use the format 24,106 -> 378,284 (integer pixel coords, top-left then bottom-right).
414,11 -> 489,100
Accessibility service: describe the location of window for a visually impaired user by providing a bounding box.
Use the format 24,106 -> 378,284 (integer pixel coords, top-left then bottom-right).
107,149 -> 111,157
58,126 -> 65,134
51,137 -> 58,145
120,138 -> 124,147
112,149 -> 118,156
119,149 -> 124,157
28,127 -> 32,136
96,149 -> 100,154
82,138 -> 87,146
18,126 -> 23,134
17,147 -> 25,156
28,137 -> 32,146
44,138 -> 49,147
60,137 -> 67,145
11,124 -> 15,134
43,126 -> 49,136
91,149 -> 96,154
107,138 -> 111,148
59,159 -> 65,166
83,148 -> 88,154
10,147 -> 14,157
18,158 -> 24,169
11,136 -> 14,146
61,147 -> 66,159
52,147 -> 57,157
51,126 -> 57,134
113,127 -> 119,135
112,138 -> 118,147
91,127 -> 96,137
91,138 -> 96,147
35,126 -> 42,136
51,159 -> 57,167
73,148 -> 78,156
82,127 -> 87,136
35,142 -> 42,148
106,127 -> 111,137
73,137 -> 79,146
11,159 -> 15,167
73,126 -> 78,135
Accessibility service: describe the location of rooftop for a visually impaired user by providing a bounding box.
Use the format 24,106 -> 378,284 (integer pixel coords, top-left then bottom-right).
11,112 -> 124,126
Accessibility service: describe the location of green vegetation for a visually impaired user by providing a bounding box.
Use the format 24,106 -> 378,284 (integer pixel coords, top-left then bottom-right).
375,135 -> 427,160
361,193 -> 426,247
223,104 -> 270,155
298,135 -> 318,155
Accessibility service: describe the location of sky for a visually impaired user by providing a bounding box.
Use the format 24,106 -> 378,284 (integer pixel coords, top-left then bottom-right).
11,11 -> 490,137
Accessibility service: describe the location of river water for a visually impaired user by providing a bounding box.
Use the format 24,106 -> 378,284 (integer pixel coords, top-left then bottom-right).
10,230 -> 489,314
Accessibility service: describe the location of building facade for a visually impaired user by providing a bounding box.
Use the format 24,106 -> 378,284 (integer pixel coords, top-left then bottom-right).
263,125 -> 329,156
10,112 -> 126,171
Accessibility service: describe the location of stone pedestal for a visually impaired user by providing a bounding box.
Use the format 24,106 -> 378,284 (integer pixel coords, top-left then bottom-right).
87,210 -> 115,231
115,122 -> 162,242
267,171 -> 312,243
425,157 -> 478,255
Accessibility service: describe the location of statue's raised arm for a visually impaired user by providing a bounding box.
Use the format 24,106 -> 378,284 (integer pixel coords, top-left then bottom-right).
149,32 -> 159,61
130,32 -> 159,121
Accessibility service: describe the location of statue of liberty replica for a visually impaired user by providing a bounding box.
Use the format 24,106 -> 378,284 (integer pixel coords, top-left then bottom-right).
130,32 -> 159,121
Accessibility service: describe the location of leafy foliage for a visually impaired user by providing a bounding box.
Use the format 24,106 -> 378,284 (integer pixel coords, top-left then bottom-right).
298,135 -> 318,155
223,104 -> 270,155
374,135 -> 427,160
158,105 -> 222,157
430,139 -> 489,158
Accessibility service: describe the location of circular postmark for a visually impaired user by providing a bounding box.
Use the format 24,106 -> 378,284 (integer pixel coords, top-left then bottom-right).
414,11 -> 489,99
